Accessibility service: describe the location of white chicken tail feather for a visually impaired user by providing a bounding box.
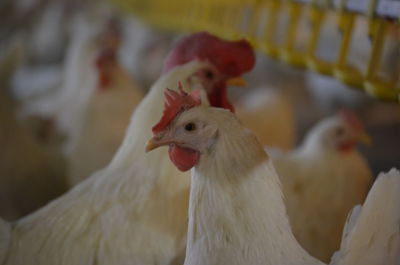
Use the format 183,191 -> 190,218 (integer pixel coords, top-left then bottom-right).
331,168 -> 400,265
330,205 -> 362,263
0,218 -> 11,263
340,205 -> 362,250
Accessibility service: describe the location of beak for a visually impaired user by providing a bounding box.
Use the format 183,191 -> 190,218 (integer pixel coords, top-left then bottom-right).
357,131 -> 372,146
145,137 -> 174,152
226,77 -> 247,87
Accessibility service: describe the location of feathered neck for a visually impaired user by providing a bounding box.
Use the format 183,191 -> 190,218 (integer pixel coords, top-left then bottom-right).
185,111 -> 322,265
108,61 -> 206,164
298,131 -> 357,160
89,61 -> 207,199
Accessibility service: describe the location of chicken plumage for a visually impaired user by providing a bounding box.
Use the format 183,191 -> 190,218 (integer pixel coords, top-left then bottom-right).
0,32 -> 255,265
268,111 -> 372,262
19,16 -> 145,186
66,18 -> 144,186
331,168 -> 400,265
20,14 -> 104,149
147,91 -> 399,265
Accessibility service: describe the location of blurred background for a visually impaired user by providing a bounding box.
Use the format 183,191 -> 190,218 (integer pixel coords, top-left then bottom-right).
0,0 -> 399,218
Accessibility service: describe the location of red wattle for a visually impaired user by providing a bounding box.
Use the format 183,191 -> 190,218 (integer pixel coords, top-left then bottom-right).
98,72 -> 111,90
208,82 -> 234,112
168,145 -> 199,172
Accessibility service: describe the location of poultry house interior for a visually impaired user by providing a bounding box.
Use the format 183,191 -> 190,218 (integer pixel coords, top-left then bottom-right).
0,0 -> 399,264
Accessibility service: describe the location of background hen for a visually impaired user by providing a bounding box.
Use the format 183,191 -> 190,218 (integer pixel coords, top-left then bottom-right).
268,110 -> 372,262
66,17 -> 144,185
19,14 -> 145,186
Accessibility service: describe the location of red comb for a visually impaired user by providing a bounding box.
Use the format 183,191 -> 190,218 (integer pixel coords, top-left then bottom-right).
338,109 -> 364,132
152,83 -> 201,134
162,32 -> 255,77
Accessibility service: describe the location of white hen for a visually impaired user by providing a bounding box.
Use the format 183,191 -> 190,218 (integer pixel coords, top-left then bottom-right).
19,14 -> 102,147
19,15 -> 145,186
147,97 -> 400,265
0,32 -> 255,265
66,18 -> 144,186
268,111 -> 373,262
0,62 -> 201,265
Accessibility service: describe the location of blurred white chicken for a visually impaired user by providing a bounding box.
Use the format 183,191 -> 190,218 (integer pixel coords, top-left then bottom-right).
20,15 -> 145,186
236,87 -> 296,150
0,32 -> 255,265
268,110 -> 373,262
66,17 -> 144,185
19,14 -> 104,144
0,42 -> 67,221
146,93 -> 400,265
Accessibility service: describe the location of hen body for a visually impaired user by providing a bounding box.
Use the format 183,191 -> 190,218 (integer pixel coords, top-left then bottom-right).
0,62 -> 203,265
147,103 -> 399,265
268,115 -> 372,261
0,31 -> 256,264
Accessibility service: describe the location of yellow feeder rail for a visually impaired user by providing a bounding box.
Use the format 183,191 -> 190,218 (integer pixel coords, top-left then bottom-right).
111,0 -> 400,103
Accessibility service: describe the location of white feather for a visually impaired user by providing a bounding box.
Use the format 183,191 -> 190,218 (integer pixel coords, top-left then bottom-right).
1,61 -> 207,265
67,52 -> 144,186
267,115 -> 372,262
331,168 -> 400,265
19,14 -> 101,152
182,107 -> 322,265
181,106 -> 398,265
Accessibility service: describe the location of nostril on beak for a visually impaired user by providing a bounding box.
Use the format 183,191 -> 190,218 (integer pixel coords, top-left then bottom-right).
145,139 -> 158,152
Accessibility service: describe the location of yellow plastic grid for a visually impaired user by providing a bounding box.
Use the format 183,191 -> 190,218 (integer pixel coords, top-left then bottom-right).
111,0 -> 400,103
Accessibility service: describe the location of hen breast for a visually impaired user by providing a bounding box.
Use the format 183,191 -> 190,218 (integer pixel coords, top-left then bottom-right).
268,146 -> 372,262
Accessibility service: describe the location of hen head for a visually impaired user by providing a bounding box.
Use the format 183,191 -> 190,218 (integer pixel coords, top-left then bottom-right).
310,109 -> 371,154
94,18 -> 121,91
146,86 -> 220,171
162,32 -> 255,112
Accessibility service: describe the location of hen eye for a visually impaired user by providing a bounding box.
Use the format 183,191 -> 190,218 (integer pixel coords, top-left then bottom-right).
185,123 -> 196,132
205,71 -> 214,80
